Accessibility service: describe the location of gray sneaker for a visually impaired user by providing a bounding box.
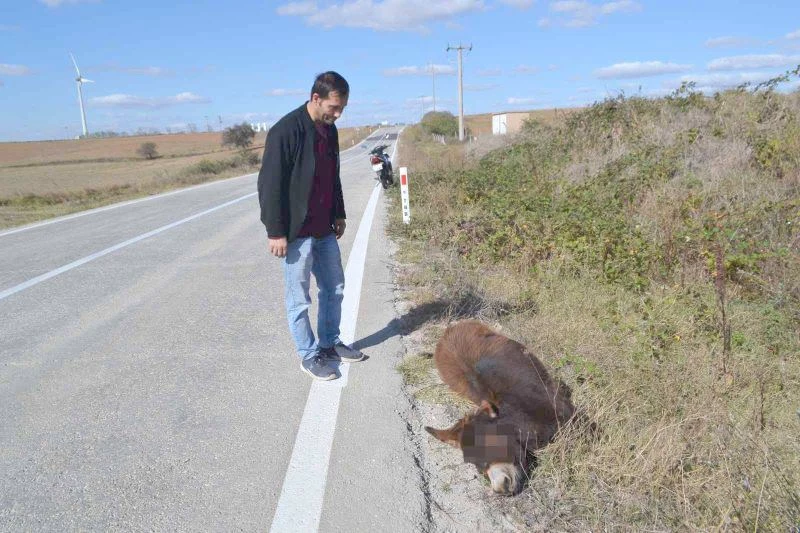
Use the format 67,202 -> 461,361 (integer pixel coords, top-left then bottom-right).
300,353 -> 337,381
321,342 -> 365,363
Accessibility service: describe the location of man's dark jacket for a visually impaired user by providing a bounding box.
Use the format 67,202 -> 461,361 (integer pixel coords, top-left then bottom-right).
257,103 -> 346,242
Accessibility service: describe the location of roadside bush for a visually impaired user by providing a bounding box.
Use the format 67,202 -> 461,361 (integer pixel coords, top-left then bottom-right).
234,150 -> 260,166
421,111 -> 458,137
136,142 -> 158,159
190,158 -> 233,175
222,123 -> 256,150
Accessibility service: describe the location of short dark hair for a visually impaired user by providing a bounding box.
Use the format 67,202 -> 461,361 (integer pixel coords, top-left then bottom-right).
311,71 -> 349,99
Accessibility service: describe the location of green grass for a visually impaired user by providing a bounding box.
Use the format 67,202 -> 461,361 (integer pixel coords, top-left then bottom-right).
396,352 -> 435,387
391,72 -> 800,530
396,352 -> 474,407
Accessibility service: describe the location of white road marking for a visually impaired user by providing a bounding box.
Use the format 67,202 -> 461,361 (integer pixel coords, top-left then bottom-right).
0,193 -> 256,302
268,179 -> 383,533
338,131 -> 387,165
0,173 -> 258,239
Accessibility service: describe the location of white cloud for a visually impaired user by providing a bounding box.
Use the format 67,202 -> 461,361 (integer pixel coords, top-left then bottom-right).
383,64 -> 455,76
465,83 -> 499,91
39,0 -> 99,6
173,92 -> 206,103
94,63 -> 173,76
126,66 -> 171,76
548,0 -> 640,27
276,1 -> 317,15
499,0 -> 534,8
266,88 -> 307,96
404,95 -> 435,109
0,64 -> 33,76
595,61 -> 692,79
656,71 -> 800,96
708,54 -> 800,71
429,64 -> 456,75
507,97 -> 538,105
90,92 -> 210,108
785,29 -> 800,40
227,112 -> 279,122
600,0 -> 640,14
674,71 -> 785,93
347,98 -> 392,110
276,0 -> 486,32
705,36 -> 758,48
477,67 -> 502,76
514,64 -> 539,74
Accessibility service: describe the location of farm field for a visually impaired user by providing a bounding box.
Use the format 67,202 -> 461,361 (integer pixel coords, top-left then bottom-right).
0,125 -> 377,228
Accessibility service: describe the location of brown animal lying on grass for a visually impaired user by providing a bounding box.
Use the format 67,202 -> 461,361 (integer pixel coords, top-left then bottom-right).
425,320 -> 575,495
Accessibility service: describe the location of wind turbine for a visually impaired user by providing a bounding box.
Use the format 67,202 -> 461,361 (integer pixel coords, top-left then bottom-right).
69,53 -> 93,138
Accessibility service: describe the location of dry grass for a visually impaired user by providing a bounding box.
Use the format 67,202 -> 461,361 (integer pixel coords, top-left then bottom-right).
0,126 -> 374,168
391,86 -> 800,530
0,148 -> 254,197
0,131 -> 246,166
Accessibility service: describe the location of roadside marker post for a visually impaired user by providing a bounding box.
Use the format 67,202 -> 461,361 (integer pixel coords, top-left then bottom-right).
399,166 -> 411,224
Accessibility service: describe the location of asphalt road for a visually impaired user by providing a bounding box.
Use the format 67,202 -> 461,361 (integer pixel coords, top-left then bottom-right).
0,126 -> 427,531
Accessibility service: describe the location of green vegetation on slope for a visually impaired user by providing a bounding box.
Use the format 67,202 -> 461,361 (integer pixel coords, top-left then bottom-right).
392,72 -> 800,530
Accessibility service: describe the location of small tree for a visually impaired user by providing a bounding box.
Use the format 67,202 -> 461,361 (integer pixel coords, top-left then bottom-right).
136,142 -> 158,159
222,123 -> 256,151
421,111 -> 458,137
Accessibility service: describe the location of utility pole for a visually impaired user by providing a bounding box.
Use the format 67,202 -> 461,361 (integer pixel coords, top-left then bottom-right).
446,43 -> 471,141
432,65 -> 437,112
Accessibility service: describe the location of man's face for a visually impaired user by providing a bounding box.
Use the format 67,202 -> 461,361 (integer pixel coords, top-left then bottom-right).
311,91 -> 348,125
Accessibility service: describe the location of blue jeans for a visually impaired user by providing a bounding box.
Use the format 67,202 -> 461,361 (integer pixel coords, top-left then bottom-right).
283,233 -> 345,360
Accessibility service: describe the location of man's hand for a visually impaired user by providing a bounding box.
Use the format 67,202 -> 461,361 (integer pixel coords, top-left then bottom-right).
334,218 -> 346,239
268,236 -> 288,258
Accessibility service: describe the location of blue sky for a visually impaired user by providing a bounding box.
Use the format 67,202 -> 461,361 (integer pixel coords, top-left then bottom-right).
1,0 -> 799,141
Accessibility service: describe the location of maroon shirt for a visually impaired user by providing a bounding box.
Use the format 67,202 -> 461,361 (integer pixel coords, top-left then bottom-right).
297,122 -> 336,238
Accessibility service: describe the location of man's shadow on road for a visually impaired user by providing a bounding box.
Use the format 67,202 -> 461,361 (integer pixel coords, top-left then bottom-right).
351,290 -> 487,353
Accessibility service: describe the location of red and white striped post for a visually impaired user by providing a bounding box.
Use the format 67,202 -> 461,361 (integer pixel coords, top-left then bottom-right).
399,166 -> 411,224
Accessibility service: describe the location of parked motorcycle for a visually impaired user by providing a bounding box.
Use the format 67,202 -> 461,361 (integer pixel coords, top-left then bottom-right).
369,144 -> 393,189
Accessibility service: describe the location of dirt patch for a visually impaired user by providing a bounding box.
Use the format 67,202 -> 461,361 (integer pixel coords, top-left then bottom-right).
392,268 -> 535,532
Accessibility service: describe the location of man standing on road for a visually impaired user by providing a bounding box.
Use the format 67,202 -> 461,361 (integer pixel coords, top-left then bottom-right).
257,71 -> 365,381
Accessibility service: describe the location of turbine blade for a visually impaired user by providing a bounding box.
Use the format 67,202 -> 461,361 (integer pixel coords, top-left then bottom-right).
69,52 -> 81,76
82,78 -> 94,83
